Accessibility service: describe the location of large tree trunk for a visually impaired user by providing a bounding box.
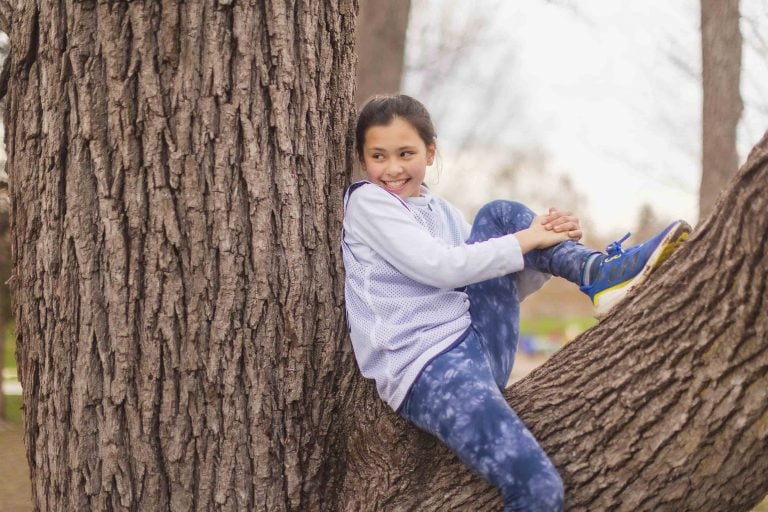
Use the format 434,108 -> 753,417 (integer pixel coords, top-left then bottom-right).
340,132 -> 768,511
8,2 -> 357,510
700,0 -> 743,219
354,0 -> 411,107
7,2 -> 768,512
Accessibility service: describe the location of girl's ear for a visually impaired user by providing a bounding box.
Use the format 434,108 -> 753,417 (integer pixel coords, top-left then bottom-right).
426,144 -> 436,166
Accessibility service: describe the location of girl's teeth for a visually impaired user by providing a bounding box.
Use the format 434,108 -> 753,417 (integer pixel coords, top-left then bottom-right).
387,180 -> 407,187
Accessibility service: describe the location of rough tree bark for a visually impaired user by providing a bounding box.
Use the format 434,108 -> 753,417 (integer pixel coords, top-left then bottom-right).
8,2 -> 357,510
700,0 -> 743,219
341,132 -> 768,511
7,2 -> 768,512
354,0 -> 411,107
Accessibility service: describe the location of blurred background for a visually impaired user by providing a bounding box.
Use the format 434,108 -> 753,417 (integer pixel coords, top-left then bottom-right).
1,0 -> 767,509
381,0 -> 765,235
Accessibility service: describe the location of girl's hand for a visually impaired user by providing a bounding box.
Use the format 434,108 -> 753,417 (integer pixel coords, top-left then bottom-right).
515,214 -> 572,252
542,207 -> 582,241
513,209 -> 583,253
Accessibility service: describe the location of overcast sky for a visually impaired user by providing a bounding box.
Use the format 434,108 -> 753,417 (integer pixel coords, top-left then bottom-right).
403,0 -> 767,237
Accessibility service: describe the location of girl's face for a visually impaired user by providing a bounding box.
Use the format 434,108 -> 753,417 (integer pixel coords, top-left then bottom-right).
360,116 -> 436,200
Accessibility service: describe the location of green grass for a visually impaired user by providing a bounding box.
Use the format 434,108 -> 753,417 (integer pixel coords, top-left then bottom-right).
3,321 -> 15,369
519,316 -> 597,338
3,394 -> 22,424
3,320 -> 21,423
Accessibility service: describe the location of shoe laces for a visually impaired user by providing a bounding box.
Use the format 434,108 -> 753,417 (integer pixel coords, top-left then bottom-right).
605,232 -> 631,256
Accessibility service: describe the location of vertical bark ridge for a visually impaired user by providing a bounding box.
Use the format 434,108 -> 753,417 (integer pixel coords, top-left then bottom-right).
10,1 -> 356,510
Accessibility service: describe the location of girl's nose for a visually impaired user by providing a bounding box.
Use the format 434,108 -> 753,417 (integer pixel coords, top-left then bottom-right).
387,161 -> 404,174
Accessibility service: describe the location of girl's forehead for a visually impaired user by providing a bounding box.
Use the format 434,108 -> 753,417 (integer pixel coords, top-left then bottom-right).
365,118 -> 423,147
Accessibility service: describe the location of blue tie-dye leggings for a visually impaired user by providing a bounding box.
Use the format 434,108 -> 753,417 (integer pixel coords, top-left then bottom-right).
399,200 -> 596,512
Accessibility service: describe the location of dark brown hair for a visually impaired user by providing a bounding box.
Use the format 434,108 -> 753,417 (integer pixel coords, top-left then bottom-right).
355,94 -> 437,161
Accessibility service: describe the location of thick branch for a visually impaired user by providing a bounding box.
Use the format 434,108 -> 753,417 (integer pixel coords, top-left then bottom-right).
342,131 -> 768,511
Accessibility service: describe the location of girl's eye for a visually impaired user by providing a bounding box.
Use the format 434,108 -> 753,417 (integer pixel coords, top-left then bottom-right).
401,151 -> 414,157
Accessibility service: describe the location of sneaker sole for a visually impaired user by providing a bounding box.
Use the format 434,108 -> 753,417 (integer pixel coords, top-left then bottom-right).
594,221 -> 691,318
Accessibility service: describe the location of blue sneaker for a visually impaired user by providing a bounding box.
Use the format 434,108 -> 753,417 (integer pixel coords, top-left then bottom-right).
580,220 -> 691,317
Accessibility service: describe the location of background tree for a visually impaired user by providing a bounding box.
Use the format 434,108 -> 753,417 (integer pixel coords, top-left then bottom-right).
700,0 -> 743,218
355,0 -> 411,107
633,202 -> 666,241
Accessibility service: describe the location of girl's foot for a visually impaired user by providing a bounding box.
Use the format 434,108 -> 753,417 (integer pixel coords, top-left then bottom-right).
580,220 -> 692,317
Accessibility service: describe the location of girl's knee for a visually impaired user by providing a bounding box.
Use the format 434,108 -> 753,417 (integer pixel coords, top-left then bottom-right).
478,199 -> 533,217
475,200 -> 535,233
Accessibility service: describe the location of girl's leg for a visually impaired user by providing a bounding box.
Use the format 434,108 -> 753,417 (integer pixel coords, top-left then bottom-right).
465,200 -> 595,387
401,332 -> 564,512
468,200 -> 594,283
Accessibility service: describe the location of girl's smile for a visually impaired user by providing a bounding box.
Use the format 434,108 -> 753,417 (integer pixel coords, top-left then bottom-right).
361,116 -> 436,199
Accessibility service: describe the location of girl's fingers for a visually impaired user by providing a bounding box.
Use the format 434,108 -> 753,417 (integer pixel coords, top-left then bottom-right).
552,219 -> 580,232
547,208 -> 572,218
536,214 -> 555,231
547,212 -> 575,222
544,209 -> 582,233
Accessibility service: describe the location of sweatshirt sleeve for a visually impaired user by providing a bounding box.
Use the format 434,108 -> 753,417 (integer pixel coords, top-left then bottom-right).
443,199 -> 473,241
344,185 -> 524,289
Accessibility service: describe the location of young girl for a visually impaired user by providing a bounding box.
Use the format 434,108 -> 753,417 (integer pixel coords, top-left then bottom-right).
342,94 -> 690,511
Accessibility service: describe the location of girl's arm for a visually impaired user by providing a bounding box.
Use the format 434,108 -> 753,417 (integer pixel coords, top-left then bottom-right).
513,216 -> 575,253
345,186 -> 525,289
446,201 -> 579,252
445,201 -> 473,241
